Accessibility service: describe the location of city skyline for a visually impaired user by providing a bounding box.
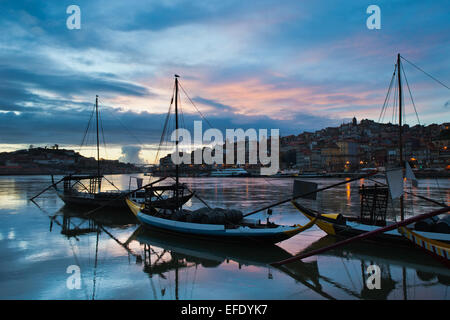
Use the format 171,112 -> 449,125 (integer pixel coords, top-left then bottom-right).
1,0 -> 449,163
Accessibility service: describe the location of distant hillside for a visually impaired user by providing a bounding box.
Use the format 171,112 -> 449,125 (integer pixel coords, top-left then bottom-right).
0,146 -> 143,175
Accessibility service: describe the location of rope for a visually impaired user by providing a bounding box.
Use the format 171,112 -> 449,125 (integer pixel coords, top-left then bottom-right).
179,78 -> 281,202
378,64 -> 397,123
102,176 -> 120,191
400,58 -> 446,202
79,103 -> 96,153
401,62 -> 421,125
154,83 -> 175,165
178,89 -> 188,175
401,55 -> 450,90
178,82 -> 214,129
98,99 -> 108,160
392,76 -> 398,124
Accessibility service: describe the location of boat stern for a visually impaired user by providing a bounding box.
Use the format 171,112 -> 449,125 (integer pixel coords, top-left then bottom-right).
126,198 -> 144,217
291,200 -> 340,236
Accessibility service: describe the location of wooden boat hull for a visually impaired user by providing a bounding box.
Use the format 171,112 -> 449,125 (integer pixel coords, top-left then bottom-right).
56,189 -> 127,208
293,201 -> 450,245
56,189 -> 193,210
126,198 -> 305,244
398,226 -> 450,266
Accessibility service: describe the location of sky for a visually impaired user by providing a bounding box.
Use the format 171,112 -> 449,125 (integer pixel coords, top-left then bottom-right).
0,0 -> 449,163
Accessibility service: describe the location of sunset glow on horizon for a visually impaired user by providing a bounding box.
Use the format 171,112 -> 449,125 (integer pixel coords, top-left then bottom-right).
1,1 -> 448,163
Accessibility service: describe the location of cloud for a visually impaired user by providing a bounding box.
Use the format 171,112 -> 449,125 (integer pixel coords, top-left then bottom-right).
0,0 -> 448,160
192,96 -> 235,113
0,104 -> 166,145
0,66 -> 151,98
118,146 -> 146,164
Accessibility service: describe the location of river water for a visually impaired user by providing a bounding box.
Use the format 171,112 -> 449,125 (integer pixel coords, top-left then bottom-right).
0,174 -> 448,300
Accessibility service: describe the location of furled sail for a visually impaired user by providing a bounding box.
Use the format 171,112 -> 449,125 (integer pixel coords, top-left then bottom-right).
405,162 -> 418,187
386,168 -> 404,199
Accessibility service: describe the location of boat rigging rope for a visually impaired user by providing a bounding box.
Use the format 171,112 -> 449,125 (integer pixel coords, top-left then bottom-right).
79,103 -> 96,153
178,79 -> 285,207
401,62 -> 421,125
98,99 -> 108,161
378,63 -> 397,123
178,82 -> 214,129
178,88 -> 188,177
400,55 -> 450,90
392,78 -> 398,124
154,83 -> 176,165
399,59 -> 446,203
102,176 -> 120,191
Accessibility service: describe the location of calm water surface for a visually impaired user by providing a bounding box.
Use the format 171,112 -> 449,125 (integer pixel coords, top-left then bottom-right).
0,175 -> 449,300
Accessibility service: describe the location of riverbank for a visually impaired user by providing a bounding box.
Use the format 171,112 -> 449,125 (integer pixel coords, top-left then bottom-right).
0,170 -> 146,176
1,170 -> 448,179
152,172 -> 450,179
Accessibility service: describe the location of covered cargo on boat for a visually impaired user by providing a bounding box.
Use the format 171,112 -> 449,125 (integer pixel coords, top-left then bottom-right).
170,207 -> 244,225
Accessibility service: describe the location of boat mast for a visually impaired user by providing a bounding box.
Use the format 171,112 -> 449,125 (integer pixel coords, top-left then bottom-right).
96,95 -> 101,192
174,75 -> 180,206
397,54 -> 404,220
175,261 -> 179,300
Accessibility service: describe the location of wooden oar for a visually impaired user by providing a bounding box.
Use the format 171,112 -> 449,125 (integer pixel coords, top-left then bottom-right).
243,170 -> 378,218
271,205 -> 450,266
367,177 -> 448,207
99,225 -> 142,259
29,177 -> 65,201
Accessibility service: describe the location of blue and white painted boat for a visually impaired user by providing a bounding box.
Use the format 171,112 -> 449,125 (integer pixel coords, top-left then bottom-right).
209,168 -> 250,177
293,200 -> 450,244
126,198 -> 307,244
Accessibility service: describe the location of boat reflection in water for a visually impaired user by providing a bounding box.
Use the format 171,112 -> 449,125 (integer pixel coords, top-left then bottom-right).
37,204 -> 139,299
299,235 -> 450,299
56,205 -> 138,232
129,226 -> 327,299
34,201 -> 450,300
128,225 -> 450,300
